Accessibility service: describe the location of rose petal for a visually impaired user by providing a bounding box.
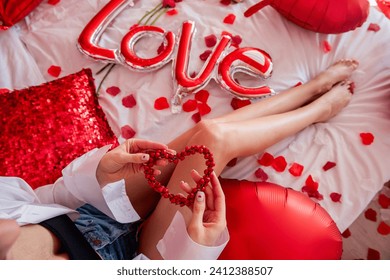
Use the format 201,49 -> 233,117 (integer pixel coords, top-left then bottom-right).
231,98 -> 251,110
162,0 -> 176,8
198,102 -> 211,116
305,175 -> 319,190
195,90 -> 210,103
122,94 -> 137,108
364,208 -> 377,222
227,158 -> 237,167
182,99 -> 198,112
205,34 -> 217,48
106,86 -> 121,96
166,9 -> 178,16
191,112 -> 201,123
48,0 -> 61,5
293,82 -> 302,87
190,71 -> 197,78
223,13 -> 236,24
330,192 -> 342,203
47,65 -> 62,77
199,50 -> 212,61
378,194 -> 390,209
231,35 -> 242,48
121,125 -> 136,139
220,0 -> 231,6
341,228 -> 351,238
323,161 -> 337,171
377,221 -> 390,235
360,132 -> 374,145
257,152 -> 274,166
288,162 -> 304,177
255,168 -> 269,182
272,156 -> 287,172
367,248 -> 381,260
367,23 -> 380,32
322,40 -> 332,53
301,186 -> 324,200
157,42 -> 166,55
154,97 -> 170,110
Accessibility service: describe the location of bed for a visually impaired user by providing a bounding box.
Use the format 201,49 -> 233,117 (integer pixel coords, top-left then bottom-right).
0,0 -> 389,259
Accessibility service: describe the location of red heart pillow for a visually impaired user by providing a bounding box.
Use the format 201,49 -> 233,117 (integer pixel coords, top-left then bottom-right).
245,0 -> 370,34
0,68 -> 118,189
219,179 -> 342,260
0,0 -> 43,30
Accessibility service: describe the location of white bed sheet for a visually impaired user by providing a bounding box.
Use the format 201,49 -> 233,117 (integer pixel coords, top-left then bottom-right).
1,0 -> 389,234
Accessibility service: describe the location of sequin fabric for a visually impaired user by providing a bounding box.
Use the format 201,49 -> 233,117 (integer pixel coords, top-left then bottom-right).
0,68 -> 118,189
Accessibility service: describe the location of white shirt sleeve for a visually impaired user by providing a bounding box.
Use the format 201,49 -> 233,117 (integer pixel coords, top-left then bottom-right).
156,211 -> 229,260
35,145 -> 140,223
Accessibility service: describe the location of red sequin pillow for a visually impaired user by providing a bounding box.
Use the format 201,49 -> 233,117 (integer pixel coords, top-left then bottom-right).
0,68 -> 118,189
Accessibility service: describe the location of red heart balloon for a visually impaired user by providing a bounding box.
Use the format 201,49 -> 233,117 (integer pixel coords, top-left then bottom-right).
143,145 -> 215,206
245,0 -> 370,34
0,0 -> 43,30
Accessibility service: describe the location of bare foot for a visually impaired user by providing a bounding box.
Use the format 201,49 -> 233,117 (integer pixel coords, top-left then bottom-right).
314,59 -> 359,94
313,80 -> 353,123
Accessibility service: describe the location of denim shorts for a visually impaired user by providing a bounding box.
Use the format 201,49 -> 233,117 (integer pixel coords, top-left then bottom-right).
74,204 -> 140,260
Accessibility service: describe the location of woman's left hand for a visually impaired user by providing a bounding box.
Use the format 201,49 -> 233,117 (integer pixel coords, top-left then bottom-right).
96,138 -> 174,187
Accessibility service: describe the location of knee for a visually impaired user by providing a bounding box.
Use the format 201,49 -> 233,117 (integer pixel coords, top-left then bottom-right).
190,119 -> 226,153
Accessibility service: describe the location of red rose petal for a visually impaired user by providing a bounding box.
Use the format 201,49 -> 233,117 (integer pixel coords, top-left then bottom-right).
227,158 -> 237,167
231,98 -> 251,110
223,13 -> 236,24
323,161 -> 337,171
0,88 -> 10,94
348,82 -> 355,94
47,65 -> 62,77
367,23 -> 380,32
293,82 -> 302,88
301,186 -> 324,200
195,90 -> 210,103
364,208 -> 377,222
360,132 -> 374,145
182,99 -> 198,112
162,0 -> 176,8
377,221 -> 390,235
305,175 -> 319,190
341,228 -> 351,238
166,9 -> 178,16
121,125 -> 136,139
106,86 -> 121,96
330,192 -> 342,203
48,0 -> 61,5
367,248 -> 381,260
154,97 -> 170,110
378,194 -> 390,209
157,42 -> 166,55
322,40 -> 332,53
199,50 -> 212,61
190,71 -> 197,78
198,102 -> 211,116
257,152 -> 274,166
191,112 -> 201,123
220,0 -> 231,6
255,168 -> 269,182
232,35 -> 242,46
272,156 -> 287,172
288,162 -> 304,177
205,34 -> 217,48
122,94 -> 137,108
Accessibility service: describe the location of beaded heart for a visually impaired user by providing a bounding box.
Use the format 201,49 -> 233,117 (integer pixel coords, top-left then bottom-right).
143,145 -> 215,206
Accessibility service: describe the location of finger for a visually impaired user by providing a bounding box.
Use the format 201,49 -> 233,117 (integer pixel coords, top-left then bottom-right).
190,169 -> 202,182
190,191 -> 206,227
179,181 -> 193,194
204,184 -> 215,211
130,139 -> 170,152
117,152 -> 150,164
210,172 -> 226,218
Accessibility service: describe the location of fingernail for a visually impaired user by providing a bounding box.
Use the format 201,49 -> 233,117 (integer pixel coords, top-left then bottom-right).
142,154 -> 150,161
196,191 -> 205,202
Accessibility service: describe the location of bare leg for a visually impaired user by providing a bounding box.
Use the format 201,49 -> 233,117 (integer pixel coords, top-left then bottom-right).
126,60 -> 358,217
138,81 -> 353,259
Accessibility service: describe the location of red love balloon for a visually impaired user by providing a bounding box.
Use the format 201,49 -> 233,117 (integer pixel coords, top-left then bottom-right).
377,0 -> 390,18
0,0 -> 42,30
219,179 -> 342,260
245,0 -> 370,34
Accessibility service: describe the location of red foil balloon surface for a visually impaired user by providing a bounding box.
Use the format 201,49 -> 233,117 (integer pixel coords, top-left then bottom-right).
0,0 -> 43,30
0,69 -> 118,189
219,179 -> 342,260
245,0 -> 370,34
377,0 -> 390,18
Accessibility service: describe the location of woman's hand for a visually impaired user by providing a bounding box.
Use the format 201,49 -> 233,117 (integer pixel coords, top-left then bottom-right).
180,170 -> 227,247
96,138 -> 174,187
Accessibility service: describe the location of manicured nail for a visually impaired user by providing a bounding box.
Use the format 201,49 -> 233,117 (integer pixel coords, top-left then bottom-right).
142,154 -> 150,161
196,191 -> 205,202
